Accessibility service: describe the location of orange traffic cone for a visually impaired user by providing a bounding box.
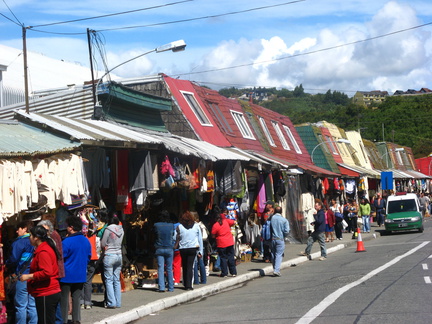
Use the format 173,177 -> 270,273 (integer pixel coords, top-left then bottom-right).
355,228 -> 366,252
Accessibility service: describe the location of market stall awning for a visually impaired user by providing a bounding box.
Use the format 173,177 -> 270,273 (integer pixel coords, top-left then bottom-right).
400,170 -> 431,179
337,164 -> 360,177
337,163 -> 381,178
0,120 -> 81,157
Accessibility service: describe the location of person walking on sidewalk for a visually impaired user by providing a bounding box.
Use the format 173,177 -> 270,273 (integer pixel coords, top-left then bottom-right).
358,198 -> 371,233
373,193 -> 386,227
211,210 -> 237,278
176,211 -> 203,291
60,216 -> 91,324
300,201 -> 327,261
101,212 -> 124,308
270,206 -> 290,277
153,210 -> 175,293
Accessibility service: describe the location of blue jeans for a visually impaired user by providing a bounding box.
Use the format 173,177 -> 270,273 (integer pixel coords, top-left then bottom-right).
305,231 -> 327,258
103,254 -> 122,308
193,255 -> 207,284
15,279 -> 37,324
271,239 -> 285,273
217,245 -> 237,277
362,216 -> 371,232
155,248 -> 174,291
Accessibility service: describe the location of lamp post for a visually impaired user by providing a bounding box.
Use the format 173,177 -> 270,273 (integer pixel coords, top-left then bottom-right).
311,138 -> 351,163
95,39 -> 186,104
380,147 -> 404,169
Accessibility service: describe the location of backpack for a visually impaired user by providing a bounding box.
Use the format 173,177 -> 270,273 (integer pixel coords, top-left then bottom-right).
261,219 -> 272,241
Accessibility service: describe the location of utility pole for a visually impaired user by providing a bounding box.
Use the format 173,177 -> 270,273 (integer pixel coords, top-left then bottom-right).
87,28 -> 96,106
22,26 -> 30,114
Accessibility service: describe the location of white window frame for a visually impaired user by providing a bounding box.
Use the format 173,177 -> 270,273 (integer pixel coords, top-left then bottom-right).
231,110 -> 255,140
258,116 -> 276,147
283,125 -> 302,154
271,121 -> 290,150
396,151 -> 403,165
181,91 -> 212,126
325,135 -> 338,155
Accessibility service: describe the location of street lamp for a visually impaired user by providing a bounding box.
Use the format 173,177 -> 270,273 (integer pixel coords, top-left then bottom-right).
311,138 -> 351,163
380,147 -> 404,169
95,39 -> 186,104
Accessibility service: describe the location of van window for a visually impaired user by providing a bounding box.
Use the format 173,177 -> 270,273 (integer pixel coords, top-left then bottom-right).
388,200 -> 417,214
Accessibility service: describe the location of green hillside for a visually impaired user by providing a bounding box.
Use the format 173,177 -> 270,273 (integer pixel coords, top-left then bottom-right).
219,86 -> 432,158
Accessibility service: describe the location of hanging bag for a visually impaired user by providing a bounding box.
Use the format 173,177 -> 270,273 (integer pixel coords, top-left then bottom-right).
173,157 -> 186,181
178,164 -> 191,188
160,155 -> 175,177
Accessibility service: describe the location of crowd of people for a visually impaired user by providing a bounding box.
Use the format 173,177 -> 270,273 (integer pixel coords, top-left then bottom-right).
6,190 -> 430,323
5,210 -> 124,324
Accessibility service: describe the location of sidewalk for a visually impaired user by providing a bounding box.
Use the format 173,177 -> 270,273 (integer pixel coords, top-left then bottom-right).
81,229 -> 379,324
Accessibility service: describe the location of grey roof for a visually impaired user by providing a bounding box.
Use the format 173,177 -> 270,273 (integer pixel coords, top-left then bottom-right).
0,120 -> 80,157
14,111 -> 252,162
0,85 -> 94,120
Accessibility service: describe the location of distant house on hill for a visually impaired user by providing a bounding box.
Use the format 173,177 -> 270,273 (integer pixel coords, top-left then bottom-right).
393,88 -> 432,96
352,90 -> 389,107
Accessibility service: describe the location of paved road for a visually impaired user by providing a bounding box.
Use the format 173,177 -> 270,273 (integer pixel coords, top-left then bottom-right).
79,225 -> 386,324
135,224 -> 432,323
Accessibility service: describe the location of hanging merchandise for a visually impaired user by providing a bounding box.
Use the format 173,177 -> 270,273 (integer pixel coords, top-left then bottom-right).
160,155 -> 175,177
172,157 -> 187,181
219,161 -> 243,195
226,198 -> 239,220
206,170 -> 215,192
345,179 -> 356,194
191,168 -> 200,190
200,177 -> 208,193
178,164 -> 192,188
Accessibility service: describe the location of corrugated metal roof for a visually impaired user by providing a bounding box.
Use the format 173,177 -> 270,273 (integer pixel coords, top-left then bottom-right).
0,85 -> 94,120
0,120 -> 80,157
13,111 -> 252,162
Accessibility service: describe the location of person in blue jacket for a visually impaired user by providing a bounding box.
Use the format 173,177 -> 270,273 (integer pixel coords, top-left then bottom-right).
300,200 -> 327,261
6,220 -> 37,324
60,216 -> 91,324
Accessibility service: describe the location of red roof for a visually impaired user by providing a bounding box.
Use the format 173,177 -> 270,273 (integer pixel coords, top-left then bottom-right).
163,76 -> 231,147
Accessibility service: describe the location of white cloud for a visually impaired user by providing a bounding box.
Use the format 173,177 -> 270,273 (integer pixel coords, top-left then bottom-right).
192,1 -> 432,94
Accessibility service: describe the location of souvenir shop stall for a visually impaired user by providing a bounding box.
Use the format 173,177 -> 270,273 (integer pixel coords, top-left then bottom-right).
78,146 -> 282,288
291,171 -> 380,244
0,152 -> 89,323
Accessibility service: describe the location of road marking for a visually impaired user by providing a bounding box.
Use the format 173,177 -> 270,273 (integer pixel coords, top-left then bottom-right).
422,264 -> 429,270
296,241 -> 430,324
429,254 -> 432,259
424,276 -> 431,284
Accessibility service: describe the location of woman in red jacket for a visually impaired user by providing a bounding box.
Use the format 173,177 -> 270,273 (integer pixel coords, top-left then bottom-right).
211,207 -> 237,278
20,225 -> 61,324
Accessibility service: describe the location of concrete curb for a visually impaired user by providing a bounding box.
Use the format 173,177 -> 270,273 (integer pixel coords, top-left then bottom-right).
94,242 -> 359,324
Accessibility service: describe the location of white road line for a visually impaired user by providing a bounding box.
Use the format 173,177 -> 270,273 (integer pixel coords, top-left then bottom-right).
422,264 -> 429,270
296,241 -> 430,324
424,276 -> 431,284
429,254 -> 432,259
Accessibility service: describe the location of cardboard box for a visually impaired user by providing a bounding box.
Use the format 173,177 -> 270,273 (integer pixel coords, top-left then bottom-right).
241,253 -> 252,262
142,269 -> 158,279
92,273 -> 103,284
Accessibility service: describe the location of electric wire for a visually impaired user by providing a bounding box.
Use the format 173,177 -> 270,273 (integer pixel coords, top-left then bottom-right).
0,12 -> 21,26
1,0 -> 21,25
29,0 -> 194,28
96,0 -> 305,32
173,21 -> 432,77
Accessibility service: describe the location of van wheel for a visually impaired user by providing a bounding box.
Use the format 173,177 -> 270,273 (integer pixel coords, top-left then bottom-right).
419,226 -> 424,233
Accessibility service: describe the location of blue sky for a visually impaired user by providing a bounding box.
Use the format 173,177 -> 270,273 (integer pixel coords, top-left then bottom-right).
1,0 -> 432,94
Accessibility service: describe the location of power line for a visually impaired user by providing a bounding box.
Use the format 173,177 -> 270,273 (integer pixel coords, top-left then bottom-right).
95,0 -> 305,32
174,21 -> 432,77
29,0 -> 194,28
0,11 -> 21,26
1,0 -> 21,25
